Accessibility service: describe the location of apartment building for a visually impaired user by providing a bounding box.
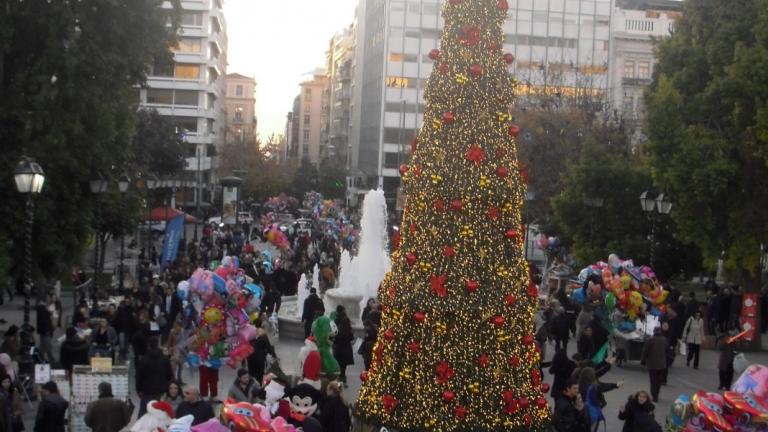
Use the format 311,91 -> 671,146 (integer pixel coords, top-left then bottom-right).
225,73 -> 257,144
324,25 -> 357,170
297,70 -> 330,166
138,0 -> 228,211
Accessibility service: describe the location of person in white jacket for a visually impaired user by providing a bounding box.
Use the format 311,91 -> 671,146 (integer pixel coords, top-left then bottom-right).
683,311 -> 706,369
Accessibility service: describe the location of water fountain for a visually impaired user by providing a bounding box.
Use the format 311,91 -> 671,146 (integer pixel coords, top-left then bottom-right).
324,189 -> 391,326
294,274 -> 309,320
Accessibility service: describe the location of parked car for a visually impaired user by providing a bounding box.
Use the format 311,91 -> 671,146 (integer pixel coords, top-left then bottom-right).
138,220 -> 166,237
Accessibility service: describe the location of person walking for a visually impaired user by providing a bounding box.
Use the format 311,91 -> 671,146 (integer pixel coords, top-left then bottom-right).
247,326 -> 276,386
301,288 -> 325,338
577,326 -> 596,361
332,306 -> 354,386
618,391 -> 662,432
227,370 -> 259,403
84,382 -> 131,432
551,303 -> 571,354
34,382 -> 68,432
641,327 -> 669,402
136,337 -> 173,417
717,336 -> 737,390
553,379 -> 590,432
683,311 -> 705,369
175,386 -> 215,426
319,381 -> 351,432
35,298 -> 55,363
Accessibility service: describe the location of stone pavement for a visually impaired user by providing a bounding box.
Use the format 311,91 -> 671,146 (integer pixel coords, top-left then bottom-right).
2,293 -> 768,431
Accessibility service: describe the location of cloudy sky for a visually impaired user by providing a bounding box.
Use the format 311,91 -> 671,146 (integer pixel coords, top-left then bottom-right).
225,0 -> 358,139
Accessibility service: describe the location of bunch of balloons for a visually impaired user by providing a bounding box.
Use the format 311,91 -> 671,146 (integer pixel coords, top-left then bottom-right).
667,365 -> 768,432
571,254 -> 669,326
178,256 -> 264,369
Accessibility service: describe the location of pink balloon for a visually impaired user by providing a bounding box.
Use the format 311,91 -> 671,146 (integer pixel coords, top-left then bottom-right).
237,324 -> 258,342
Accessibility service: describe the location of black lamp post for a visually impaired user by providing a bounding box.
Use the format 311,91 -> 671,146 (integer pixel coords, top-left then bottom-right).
145,175 -> 159,263
13,157 -> 45,327
89,175 -> 108,300
117,174 -> 130,292
640,191 -> 673,267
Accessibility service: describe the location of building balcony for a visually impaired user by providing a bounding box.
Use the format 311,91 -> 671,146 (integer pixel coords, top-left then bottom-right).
174,52 -> 207,64
146,77 -> 208,91
622,77 -> 653,86
148,104 -> 219,119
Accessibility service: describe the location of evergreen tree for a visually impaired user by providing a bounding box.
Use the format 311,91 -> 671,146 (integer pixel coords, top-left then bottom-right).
355,0 -> 550,430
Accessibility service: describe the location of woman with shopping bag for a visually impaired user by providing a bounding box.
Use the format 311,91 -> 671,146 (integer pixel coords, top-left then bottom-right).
683,311 -> 705,369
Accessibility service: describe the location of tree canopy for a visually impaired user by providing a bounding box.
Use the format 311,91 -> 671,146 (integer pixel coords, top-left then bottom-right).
645,0 -> 768,286
0,0 -> 179,278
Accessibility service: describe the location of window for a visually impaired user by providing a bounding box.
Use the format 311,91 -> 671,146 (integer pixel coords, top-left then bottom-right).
174,118 -> 198,134
386,76 -> 410,88
146,89 -> 173,104
384,152 -> 401,169
176,38 -> 201,53
304,89 -> 312,101
175,64 -> 200,79
174,90 -> 198,106
303,130 -> 310,142
302,144 -> 309,155
623,60 -> 635,78
181,12 -> 203,26
304,104 -> 310,113
235,85 -> 243,96
304,115 -> 310,125
234,107 -> 243,122
637,60 -> 650,79
151,56 -> 174,77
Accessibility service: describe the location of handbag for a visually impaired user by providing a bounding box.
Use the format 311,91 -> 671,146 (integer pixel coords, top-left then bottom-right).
734,353 -> 748,375
678,341 -> 687,357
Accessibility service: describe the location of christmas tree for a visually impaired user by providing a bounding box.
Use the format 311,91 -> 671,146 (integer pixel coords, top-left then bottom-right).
355,0 -> 550,430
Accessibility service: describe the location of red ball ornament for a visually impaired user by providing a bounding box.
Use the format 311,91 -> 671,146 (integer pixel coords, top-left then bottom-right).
498,0 -> 509,11
519,397 -> 530,409
428,49 -> 441,61
527,284 -> 539,298
522,334 -> 535,345
442,391 -> 456,402
434,199 -> 446,212
488,41 -> 500,52
406,252 -> 417,266
504,294 -> 517,306
438,63 -> 449,74
454,405 -> 468,419
505,229 -> 518,240
443,246 -> 456,258
407,341 -> 420,353
477,354 -> 490,368
383,329 -> 395,342
382,395 -> 398,412
399,164 -> 409,176
496,166 -> 509,178
541,383 -> 551,393
531,369 -> 541,384
414,311 -> 426,323
465,280 -> 480,293
470,64 -> 483,77
360,371 -> 369,382
524,414 -> 533,427
508,356 -> 520,367
495,147 -> 507,158
450,199 -> 463,212
442,111 -> 456,123
449,0 -> 461,5
492,316 -> 505,328
503,53 -> 515,64
508,124 -> 521,137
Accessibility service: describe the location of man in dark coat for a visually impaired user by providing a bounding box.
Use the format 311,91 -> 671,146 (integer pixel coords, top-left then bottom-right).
36,299 -> 54,363
553,380 -> 589,432
577,327 -> 596,361
641,327 -> 669,402
136,337 -> 173,417
59,327 -> 89,375
84,382 -> 130,432
34,382 -> 68,432
176,386 -> 215,426
301,289 -> 325,338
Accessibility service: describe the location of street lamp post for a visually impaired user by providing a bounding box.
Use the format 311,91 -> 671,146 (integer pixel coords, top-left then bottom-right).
145,175 -> 159,262
117,174 -> 130,293
89,175 -> 108,300
13,157 -> 45,328
640,191 -> 673,267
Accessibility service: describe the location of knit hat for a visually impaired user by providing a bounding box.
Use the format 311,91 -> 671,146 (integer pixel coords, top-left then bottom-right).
149,400 -> 174,420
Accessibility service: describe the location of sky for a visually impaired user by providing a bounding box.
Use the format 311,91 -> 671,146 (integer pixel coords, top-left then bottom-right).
224,0 -> 358,139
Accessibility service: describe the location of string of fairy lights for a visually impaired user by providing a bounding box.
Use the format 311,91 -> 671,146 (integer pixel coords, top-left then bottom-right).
355,0 -> 551,431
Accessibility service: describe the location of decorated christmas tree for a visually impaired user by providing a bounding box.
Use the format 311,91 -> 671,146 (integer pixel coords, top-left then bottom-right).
355,0 -> 550,430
